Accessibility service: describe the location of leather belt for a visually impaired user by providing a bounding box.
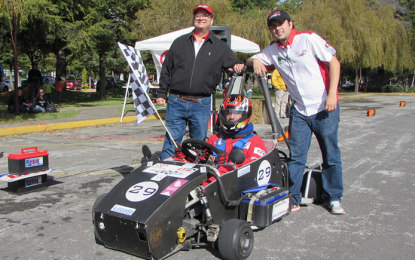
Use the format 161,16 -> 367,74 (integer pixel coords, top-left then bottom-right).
176,94 -> 200,103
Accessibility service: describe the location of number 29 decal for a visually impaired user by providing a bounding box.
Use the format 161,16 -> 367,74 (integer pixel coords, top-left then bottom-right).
257,160 -> 272,186
126,181 -> 159,202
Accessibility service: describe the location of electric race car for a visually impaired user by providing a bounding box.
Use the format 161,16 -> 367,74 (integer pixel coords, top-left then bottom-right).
92,72 -> 291,260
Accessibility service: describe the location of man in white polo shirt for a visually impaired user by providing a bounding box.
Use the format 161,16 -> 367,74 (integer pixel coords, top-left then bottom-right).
247,10 -> 344,215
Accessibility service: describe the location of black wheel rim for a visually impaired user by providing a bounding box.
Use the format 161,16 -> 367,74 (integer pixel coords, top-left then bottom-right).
239,230 -> 253,257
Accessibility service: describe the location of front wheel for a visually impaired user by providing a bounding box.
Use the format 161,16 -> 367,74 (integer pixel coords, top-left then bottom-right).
218,219 -> 254,260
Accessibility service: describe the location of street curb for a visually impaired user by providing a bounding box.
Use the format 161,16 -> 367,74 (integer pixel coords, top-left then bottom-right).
0,115 -> 159,136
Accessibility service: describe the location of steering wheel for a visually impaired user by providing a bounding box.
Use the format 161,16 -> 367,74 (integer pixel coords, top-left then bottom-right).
181,138 -> 228,164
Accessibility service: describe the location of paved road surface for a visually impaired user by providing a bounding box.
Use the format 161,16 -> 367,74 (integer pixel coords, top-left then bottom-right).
0,94 -> 414,259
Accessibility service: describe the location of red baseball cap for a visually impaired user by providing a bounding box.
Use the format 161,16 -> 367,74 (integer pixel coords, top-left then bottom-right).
193,4 -> 213,15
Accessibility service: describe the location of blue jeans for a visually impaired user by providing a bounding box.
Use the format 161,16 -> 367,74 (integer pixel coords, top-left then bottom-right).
160,94 -> 211,160
288,104 -> 343,205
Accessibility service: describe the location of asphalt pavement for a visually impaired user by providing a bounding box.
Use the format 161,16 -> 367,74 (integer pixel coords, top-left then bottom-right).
0,93 -> 414,260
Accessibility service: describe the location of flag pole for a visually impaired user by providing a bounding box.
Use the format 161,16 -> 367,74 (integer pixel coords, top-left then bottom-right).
152,106 -> 179,149
117,42 -> 179,149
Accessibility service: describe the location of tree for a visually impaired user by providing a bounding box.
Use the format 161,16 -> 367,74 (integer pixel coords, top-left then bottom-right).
399,0 -> 415,88
0,0 -> 33,114
231,0 -> 277,11
82,0 -> 148,99
17,1 -> 61,68
295,0 -> 414,92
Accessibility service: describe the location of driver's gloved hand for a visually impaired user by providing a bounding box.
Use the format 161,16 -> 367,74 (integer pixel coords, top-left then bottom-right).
174,146 -> 186,161
214,152 -> 229,164
174,145 -> 192,162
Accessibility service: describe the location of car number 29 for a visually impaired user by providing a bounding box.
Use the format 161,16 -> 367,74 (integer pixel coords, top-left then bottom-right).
257,160 -> 271,186
125,181 -> 159,202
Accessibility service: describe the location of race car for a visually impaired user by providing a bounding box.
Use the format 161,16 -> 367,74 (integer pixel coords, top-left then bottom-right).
92,72 -> 291,260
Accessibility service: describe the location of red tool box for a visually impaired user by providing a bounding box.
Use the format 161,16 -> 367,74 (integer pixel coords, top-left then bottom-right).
8,147 -> 49,174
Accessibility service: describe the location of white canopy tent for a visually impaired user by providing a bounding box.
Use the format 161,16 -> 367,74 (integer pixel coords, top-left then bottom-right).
134,27 -> 260,82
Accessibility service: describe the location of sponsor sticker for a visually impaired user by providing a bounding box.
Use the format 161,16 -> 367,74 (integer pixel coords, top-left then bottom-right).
143,163 -> 197,178
160,179 -> 188,197
253,147 -> 266,157
24,176 -> 42,187
25,157 -> 43,168
237,165 -> 250,178
257,160 -> 271,186
111,204 -> 136,216
181,163 -> 196,168
272,198 -> 289,221
125,181 -> 159,202
151,174 -> 166,181
244,142 -> 251,149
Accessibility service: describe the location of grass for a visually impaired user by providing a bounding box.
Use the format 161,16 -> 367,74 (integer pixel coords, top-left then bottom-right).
2,86 -> 409,124
0,110 -> 80,124
0,88 -> 128,124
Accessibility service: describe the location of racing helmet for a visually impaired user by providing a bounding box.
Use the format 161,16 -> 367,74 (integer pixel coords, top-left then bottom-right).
219,94 -> 252,134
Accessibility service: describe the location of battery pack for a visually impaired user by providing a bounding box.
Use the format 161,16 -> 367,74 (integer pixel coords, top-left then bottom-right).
239,184 -> 290,229
8,147 -> 49,174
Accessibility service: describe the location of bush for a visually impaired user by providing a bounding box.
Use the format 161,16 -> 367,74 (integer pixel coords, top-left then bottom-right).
253,87 -> 263,96
408,87 -> 415,93
381,85 -> 404,92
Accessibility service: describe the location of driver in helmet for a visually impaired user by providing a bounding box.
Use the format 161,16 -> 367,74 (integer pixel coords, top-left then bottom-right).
206,94 -> 267,174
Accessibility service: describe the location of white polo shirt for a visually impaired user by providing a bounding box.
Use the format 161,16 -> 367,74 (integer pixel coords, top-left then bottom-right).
253,29 -> 337,116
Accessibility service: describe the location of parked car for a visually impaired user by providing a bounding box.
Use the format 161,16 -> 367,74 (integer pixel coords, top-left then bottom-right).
341,81 -> 365,91
0,80 -> 9,92
66,76 -> 82,90
97,77 -> 120,90
341,81 -> 354,91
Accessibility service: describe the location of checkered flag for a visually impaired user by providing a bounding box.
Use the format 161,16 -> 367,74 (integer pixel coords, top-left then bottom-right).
118,42 -> 156,124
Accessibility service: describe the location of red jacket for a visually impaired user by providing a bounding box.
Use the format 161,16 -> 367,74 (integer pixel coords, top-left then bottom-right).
206,133 -> 267,174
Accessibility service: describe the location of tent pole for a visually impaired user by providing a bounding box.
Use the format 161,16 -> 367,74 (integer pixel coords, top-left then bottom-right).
120,74 -> 131,123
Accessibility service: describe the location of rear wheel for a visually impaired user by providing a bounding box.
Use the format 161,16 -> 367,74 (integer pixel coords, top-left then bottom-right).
218,219 -> 254,260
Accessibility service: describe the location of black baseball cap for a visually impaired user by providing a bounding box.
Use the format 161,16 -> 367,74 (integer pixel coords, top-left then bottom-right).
267,10 -> 291,26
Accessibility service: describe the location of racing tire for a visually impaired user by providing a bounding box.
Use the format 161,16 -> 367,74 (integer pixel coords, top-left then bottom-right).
218,219 -> 254,260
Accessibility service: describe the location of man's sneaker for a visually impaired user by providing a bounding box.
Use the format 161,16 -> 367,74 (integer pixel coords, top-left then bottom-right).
291,204 -> 300,212
329,201 -> 345,215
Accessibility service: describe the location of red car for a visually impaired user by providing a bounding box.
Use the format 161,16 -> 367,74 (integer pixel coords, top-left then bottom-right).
66,77 -> 82,90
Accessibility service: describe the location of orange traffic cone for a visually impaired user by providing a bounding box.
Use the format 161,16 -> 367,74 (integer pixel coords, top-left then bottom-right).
278,130 -> 289,142
367,109 -> 376,117
399,101 -> 406,107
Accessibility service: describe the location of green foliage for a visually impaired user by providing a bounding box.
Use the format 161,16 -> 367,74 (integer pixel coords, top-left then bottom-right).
294,0 -> 414,92
1,0 -> 414,95
82,68 -> 88,89
0,109 -> 80,123
381,84 -> 404,92
231,0 -> 278,11
252,87 -> 263,96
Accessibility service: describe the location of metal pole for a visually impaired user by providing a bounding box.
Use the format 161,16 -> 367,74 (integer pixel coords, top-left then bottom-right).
120,74 -> 131,122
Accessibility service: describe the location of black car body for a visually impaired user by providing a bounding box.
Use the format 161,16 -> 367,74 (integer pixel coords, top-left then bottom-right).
92,70 -> 291,259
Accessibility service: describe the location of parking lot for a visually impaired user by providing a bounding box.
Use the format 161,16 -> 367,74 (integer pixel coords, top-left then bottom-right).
0,94 -> 414,259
